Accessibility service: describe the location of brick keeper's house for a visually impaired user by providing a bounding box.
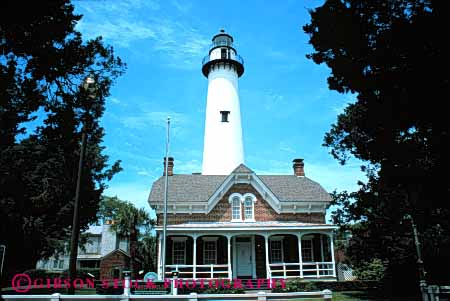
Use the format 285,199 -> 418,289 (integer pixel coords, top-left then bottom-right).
148,30 -> 337,282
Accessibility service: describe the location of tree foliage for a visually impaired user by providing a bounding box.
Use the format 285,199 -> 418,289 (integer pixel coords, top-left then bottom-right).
0,0 -> 125,280
304,0 -> 449,293
98,196 -> 155,277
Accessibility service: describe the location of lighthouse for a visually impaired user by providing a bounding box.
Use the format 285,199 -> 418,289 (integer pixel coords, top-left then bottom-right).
201,29 -> 245,175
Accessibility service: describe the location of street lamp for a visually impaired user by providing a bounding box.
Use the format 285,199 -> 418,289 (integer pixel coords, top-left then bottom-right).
67,75 -> 96,294
403,213 -> 427,300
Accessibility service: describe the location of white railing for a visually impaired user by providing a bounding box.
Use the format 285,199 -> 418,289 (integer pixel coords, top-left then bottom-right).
269,262 -> 335,278
164,264 -> 229,279
2,290 -> 333,300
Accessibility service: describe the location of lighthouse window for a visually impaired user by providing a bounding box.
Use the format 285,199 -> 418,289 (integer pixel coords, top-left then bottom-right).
221,48 -> 227,59
220,111 -> 230,122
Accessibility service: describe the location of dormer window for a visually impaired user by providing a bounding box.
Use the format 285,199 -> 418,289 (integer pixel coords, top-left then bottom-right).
231,196 -> 241,220
229,193 -> 256,221
244,197 -> 253,220
220,111 -> 230,122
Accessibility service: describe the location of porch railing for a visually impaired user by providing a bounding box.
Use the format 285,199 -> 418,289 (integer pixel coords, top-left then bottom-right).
164,264 -> 229,279
269,262 -> 335,278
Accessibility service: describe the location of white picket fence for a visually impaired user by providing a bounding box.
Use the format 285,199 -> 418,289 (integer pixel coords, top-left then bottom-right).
2,290 -> 333,301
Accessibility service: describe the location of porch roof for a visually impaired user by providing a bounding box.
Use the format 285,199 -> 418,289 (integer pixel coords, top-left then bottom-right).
155,221 -> 337,232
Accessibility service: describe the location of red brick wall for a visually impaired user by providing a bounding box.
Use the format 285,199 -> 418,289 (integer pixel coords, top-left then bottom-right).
99,251 -> 130,280
157,184 -> 325,225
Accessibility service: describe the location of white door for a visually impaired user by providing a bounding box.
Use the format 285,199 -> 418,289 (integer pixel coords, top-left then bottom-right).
236,242 -> 252,277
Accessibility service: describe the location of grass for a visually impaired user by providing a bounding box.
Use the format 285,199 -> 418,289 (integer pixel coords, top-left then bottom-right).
290,291 -> 419,301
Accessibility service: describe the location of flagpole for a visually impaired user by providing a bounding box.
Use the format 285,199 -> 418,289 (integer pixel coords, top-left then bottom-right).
161,117 -> 170,280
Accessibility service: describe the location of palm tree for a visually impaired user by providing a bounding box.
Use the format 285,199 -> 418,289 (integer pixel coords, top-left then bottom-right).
98,196 -> 154,277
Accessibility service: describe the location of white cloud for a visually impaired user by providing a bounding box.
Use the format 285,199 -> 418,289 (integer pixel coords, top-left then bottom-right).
77,19 -> 156,48
171,0 -> 192,13
118,110 -> 190,140
75,1 -> 209,68
279,141 -> 296,154
137,170 -> 151,177
175,159 -> 202,174
119,111 -> 185,128
110,97 -> 121,104
331,93 -> 357,114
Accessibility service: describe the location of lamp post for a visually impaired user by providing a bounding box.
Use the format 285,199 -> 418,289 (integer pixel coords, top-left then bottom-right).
67,75 -> 96,294
403,213 -> 427,300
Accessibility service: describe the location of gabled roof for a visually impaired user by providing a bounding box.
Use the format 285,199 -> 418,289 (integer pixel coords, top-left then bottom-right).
101,248 -> 130,259
232,163 -> 253,174
148,163 -> 332,214
148,174 -> 226,206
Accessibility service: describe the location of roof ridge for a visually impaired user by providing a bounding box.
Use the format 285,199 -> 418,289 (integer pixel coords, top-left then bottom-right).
231,163 -> 253,174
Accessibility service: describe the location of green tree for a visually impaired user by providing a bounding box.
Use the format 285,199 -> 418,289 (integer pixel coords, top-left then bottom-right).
98,196 -> 155,277
304,0 -> 449,295
0,0 -> 125,281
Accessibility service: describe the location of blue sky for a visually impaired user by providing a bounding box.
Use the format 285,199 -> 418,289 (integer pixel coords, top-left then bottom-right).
72,0 -> 366,216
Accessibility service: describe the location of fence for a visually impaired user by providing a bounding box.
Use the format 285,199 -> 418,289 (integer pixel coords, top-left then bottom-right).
2,290 -> 333,301
423,285 -> 450,301
268,262 -> 335,278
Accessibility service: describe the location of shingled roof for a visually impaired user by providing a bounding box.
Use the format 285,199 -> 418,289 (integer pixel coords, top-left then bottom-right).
148,164 -> 331,208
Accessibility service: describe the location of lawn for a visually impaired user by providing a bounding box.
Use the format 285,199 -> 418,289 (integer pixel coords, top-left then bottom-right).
291,291 -> 418,301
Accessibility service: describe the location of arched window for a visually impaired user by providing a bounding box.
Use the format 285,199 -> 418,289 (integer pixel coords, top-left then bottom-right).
244,197 -> 254,220
229,193 -> 256,221
232,197 -> 241,220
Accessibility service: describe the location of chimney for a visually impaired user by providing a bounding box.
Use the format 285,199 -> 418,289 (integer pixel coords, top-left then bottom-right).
163,157 -> 174,176
293,158 -> 305,176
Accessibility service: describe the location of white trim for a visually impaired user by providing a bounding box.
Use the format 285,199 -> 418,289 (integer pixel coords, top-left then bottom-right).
202,237 -> 219,241
156,225 -> 337,232
243,193 -> 257,202
264,235 -> 270,279
157,235 -> 162,278
229,194 -> 242,221
232,236 -> 236,277
243,194 -> 256,221
206,171 -> 282,214
152,201 -> 328,214
227,236 -> 232,279
330,232 -> 336,277
193,236 -> 197,278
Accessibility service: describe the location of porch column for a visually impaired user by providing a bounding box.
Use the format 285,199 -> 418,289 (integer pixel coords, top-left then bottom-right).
329,232 -> 336,277
227,235 -> 232,279
264,234 -> 270,280
157,234 -> 162,279
193,235 -> 197,279
296,234 -> 303,278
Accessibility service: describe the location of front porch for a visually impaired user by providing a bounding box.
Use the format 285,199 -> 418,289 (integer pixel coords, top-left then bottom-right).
156,222 -> 337,280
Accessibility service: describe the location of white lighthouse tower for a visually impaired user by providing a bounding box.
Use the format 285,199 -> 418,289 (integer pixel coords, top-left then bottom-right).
201,29 -> 245,175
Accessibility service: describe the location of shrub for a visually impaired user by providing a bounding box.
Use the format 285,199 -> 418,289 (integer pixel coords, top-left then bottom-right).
353,259 -> 386,281
273,279 -> 381,292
